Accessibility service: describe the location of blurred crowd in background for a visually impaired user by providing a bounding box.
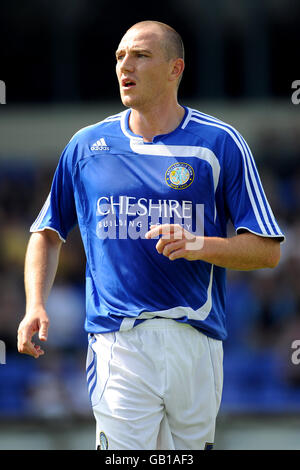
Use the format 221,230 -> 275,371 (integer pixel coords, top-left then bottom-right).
0,122 -> 300,420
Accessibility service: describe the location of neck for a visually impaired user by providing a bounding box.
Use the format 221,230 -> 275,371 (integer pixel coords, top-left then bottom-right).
128,101 -> 185,143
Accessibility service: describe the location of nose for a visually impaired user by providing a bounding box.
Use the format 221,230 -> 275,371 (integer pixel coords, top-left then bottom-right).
118,53 -> 134,73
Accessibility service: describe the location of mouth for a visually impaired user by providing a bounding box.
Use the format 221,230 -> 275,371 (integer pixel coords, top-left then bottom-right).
121,78 -> 136,89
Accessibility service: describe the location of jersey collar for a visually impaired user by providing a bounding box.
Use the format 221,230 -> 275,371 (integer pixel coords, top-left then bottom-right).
120,106 -> 190,144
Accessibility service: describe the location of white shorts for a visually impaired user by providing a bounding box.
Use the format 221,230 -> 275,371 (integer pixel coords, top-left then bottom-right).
86,318 -> 223,450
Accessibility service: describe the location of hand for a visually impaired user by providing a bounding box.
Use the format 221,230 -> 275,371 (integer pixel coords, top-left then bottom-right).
145,224 -> 204,261
17,308 -> 49,359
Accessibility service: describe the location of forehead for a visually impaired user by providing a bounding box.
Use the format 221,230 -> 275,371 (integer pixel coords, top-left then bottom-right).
117,27 -> 164,53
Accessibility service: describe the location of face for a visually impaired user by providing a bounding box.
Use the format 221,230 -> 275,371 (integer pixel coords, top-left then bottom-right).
115,26 -> 174,111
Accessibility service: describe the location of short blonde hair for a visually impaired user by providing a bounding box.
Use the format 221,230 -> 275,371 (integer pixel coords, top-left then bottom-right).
128,20 -> 185,61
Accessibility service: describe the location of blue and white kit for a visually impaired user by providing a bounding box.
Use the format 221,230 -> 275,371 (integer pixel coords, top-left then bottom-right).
31,106 -> 284,342
31,106 -> 285,449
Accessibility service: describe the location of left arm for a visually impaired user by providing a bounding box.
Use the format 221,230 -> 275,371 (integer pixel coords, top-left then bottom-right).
145,224 -> 281,270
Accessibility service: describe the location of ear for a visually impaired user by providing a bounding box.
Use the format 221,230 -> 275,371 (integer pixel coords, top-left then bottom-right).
169,58 -> 185,83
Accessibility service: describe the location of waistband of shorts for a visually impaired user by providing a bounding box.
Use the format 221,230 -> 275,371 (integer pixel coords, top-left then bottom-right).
133,318 -> 195,331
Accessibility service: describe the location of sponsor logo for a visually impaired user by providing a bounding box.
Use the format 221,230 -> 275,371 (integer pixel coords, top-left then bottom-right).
95,195 -> 204,242
91,138 -> 110,151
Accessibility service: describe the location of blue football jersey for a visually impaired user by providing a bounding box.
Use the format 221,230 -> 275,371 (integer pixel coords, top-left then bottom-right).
30,106 -> 284,340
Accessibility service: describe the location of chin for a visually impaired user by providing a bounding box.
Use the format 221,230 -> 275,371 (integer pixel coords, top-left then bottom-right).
121,97 -> 132,108
121,95 -> 137,107
120,92 -> 143,110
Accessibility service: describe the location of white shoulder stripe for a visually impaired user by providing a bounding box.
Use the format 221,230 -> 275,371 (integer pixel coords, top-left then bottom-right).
188,113 -> 280,236
190,109 -> 227,126
104,117 -> 122,122
190,109 -> 280,231
241,137 -> 282,235
70,113 -> 123,142
230,129 -> 279,236
104,111 -> 124,121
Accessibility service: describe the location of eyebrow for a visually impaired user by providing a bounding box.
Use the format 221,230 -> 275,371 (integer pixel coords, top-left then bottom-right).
115,48 -> 152,57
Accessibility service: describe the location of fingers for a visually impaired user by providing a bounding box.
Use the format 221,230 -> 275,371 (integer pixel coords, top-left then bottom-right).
145,224 -> 185,252
39,320 -> 49,342
160,239 -> 186,259
17,333 -> 43,359
17,317 -> 49,359
145,224 -> 202,261
20,340 -> 45,359
145,224 -> 188,260
145,224 -> 183,240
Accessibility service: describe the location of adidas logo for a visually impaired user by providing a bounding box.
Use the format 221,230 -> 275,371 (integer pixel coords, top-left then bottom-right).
91,138 -> 110,151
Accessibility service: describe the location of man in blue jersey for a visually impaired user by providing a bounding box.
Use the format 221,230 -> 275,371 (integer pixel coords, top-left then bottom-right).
17,20 -> 284,450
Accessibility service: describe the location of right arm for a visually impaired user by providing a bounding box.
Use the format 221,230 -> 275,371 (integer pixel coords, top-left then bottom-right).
17,229 -> 63,358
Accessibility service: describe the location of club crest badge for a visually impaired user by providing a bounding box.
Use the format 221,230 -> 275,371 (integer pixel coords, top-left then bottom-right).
165,162 -> 194,190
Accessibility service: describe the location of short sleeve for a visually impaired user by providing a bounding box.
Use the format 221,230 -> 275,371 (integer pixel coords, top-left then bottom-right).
30,141 -> 78,242
223,131 -> 285,242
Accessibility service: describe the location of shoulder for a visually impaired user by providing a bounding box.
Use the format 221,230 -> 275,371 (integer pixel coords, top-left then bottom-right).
183,106 -> 246,151
56,110 -> 126,167
68,110 -> 126,146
